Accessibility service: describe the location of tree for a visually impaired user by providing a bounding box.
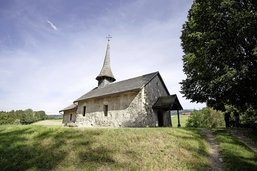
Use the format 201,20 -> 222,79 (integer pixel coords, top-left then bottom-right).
181,0 -> 257,113
0,109 -> 47,125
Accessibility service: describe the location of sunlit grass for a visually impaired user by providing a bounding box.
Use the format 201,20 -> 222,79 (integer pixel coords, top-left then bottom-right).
172,114 -> 189,127
32,119 -> 63,127
0,125 -> 210,171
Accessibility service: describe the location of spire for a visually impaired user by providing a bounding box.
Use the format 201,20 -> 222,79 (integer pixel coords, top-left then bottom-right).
96,35 -> 116,87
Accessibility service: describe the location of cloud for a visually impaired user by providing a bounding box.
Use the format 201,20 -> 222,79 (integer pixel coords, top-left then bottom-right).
47,20 -> 58,31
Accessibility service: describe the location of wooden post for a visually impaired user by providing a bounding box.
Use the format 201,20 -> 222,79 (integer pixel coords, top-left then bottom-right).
177,110 -> 181,127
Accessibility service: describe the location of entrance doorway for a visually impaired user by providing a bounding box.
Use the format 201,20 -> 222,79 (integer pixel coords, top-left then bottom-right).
157,111 -> 163,127
153,95 -> 183,127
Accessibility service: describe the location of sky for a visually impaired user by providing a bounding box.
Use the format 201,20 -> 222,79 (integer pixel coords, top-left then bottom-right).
0,0 -> 205,114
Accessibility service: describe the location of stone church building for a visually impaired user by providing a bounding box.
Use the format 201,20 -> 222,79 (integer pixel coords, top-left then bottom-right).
60,40 -> 183,127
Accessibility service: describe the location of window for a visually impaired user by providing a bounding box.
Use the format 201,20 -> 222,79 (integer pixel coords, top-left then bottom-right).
70,114 -> 72,121
104,105 -> 108,116
83,106 -> 87,116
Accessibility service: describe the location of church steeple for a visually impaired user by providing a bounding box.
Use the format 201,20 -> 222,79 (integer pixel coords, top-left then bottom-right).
96,35 -> 116,87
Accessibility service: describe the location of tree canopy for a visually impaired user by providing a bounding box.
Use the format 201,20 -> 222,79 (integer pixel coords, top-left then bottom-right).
0,109 -> 47,125
181,0 -> 257,112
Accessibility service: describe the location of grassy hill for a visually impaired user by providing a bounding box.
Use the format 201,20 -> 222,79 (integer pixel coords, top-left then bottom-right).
1,125 -> 257,170
0,125 -> 210,171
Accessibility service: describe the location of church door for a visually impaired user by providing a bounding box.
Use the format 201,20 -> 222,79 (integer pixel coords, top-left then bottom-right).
157,111 -> 164,127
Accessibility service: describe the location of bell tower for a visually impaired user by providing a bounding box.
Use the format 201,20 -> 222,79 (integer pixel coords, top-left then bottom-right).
96,35 -> 116,87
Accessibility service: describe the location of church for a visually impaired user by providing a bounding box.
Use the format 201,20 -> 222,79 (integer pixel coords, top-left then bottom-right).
60,38 -> 183,127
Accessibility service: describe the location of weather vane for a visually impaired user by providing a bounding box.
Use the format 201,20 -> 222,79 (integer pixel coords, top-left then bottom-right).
106,34 -> 112,42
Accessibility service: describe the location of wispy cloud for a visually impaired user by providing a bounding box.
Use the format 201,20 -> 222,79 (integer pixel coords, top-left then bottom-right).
47,20 -> 58,31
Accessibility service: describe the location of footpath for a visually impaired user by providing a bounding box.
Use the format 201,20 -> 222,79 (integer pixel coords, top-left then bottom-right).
200,128 -> 223,171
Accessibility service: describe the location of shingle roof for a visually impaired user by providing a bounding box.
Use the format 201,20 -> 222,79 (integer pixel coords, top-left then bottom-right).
96,42 -> 115,81
74,72 -> 159,102
59,104 -> 77,112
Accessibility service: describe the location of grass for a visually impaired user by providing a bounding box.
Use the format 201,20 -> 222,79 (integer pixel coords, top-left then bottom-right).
0,125 -> 210,171
233,128 -> 257,142
213,129 -> 257,170
172,114 -> 189,127
32,119 -> 63,127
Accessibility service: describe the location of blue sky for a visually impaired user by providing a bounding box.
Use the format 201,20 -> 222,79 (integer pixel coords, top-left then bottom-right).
0,0 -> 205,114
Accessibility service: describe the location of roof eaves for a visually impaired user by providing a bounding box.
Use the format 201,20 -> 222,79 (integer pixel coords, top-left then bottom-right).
142,72 -> 170,95
156,72 -> 170,95
140,71 -> 159,89
59,104 -> 78,113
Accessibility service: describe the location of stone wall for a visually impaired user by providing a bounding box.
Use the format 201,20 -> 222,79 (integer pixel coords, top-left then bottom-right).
75,90 -> 147,127
143,74 -> 171,127
63,108 -> 77,125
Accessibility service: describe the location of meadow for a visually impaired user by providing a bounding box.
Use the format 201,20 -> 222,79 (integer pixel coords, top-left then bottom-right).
0,125 -> 210,171
0,123 -> 257,170
172,114 -> 189,127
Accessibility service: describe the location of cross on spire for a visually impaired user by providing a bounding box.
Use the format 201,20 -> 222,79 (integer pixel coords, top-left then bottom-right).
106,34 -> 112,42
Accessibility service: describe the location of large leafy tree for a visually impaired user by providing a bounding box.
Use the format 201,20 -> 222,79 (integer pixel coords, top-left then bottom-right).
181,0 -> 257,112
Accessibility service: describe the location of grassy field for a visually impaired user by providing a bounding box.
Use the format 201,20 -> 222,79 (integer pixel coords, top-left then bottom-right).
32,119 -> 63,127
172,114 -> 189,127
1,124 -> 256,170
0,125 -> 210,171
213,129 -> 257,170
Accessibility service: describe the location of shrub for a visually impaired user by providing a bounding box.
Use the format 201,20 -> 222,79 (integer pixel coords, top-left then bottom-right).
186,107 -> 224,128
240,107 -> 257,129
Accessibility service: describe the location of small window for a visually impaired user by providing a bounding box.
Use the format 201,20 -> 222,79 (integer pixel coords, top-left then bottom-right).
104,105 -> 108,116
70,114 -> 72,121
83,106 -> 87,116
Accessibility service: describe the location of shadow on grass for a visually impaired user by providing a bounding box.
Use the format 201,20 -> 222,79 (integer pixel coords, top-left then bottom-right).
0,126 -> 112,171
0,126 -> 66,170
180,128 -> 211,170
165,128 -> 211,170
78,146 -> 117,170
213,129 -> 257,171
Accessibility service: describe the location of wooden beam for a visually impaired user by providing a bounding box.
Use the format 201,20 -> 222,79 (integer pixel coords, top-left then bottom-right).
177,110 -> 181,127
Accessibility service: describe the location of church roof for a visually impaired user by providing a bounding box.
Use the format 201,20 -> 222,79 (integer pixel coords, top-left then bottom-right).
59,104 -> 77,112
96,42 -> 116,82
74,72 -> 160,102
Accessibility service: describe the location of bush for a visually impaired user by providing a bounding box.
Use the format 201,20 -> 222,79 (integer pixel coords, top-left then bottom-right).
186,107 -> 224,128
240,107 -> 257,129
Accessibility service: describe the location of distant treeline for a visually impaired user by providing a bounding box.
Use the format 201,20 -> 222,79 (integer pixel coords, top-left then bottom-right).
0,109 -> 47,125
47,115 -> 63,119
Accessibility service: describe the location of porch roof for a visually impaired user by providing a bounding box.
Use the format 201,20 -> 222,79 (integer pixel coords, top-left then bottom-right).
153,94 -> 183,111
59,104 -> 77,113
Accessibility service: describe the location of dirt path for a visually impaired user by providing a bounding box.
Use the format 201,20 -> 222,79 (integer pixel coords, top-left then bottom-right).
228,129 -> 257,153
201,128 -> 223,171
